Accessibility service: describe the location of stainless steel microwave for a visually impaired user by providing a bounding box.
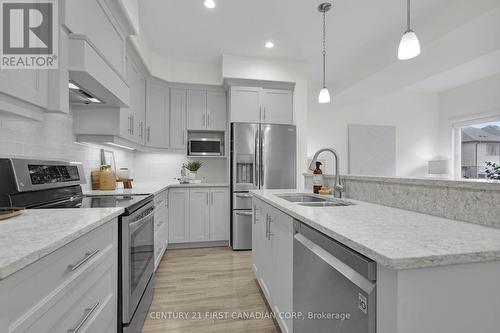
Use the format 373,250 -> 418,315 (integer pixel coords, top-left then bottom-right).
188,138 -> 223,156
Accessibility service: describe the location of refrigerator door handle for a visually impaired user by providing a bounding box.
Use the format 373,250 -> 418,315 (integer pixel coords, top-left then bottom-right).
260,126 -> 264,188
254,129 -> 259,188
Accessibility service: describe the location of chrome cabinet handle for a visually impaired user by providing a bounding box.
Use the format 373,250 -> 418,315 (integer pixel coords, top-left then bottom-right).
147,127 -> 151,142
139,121 -> 144,139
263,107 -> 266,121
235,193 -> 252,198
210,192 -> 214,205
259,106 -> 262,121
206,192 -> 209,205
131,115 -> 135,135
68,249 -> 100,272
67,302 -> 100,333
235,211 -> 253,216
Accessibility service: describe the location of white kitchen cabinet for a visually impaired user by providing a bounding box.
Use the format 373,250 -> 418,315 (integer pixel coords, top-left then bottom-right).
207,91 -> 227,130
189,189 -> 210,241
168,188 -> 190,243
154,190 -> 169,270
252,198 -> 293,333
168,187 -> 229,245
0,219 -> 117,333
170,89 -> 187,150
187,90 -> 207,131
209,188 -> 230,241
261,89 -> 293,124
187,90 -> 227,131
126,56 -> 147,145
229,86 -> 261,123
229,86 -> 293,125
146,80 -> 170,148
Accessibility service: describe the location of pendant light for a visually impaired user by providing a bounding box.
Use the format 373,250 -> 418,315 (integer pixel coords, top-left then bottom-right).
318,2 -> 332,104
398,0 -> 420,60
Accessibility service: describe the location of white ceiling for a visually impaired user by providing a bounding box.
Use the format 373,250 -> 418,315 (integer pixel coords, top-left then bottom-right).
139,0 -> 500,92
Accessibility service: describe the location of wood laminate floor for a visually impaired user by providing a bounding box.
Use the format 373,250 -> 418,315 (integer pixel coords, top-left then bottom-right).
141,247 -> 281,333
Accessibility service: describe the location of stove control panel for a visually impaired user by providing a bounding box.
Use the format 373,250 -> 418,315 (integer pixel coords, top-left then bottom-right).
28,164 -> 81,185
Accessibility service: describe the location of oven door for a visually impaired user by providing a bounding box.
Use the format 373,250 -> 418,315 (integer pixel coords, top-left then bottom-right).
122,203 -> 155,323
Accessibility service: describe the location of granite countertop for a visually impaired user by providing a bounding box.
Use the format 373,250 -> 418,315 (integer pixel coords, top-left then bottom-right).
84,181 -> 230,196
303,173 -> 500,191
251,189 -> 500,270
0,208 -> 124,280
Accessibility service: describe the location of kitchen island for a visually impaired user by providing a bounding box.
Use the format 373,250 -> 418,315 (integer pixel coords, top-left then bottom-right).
251,189 -> 500,333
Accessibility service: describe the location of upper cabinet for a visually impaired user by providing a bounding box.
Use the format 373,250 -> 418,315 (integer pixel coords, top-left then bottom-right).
125,55 -> 147,145
187,90 -> 227,131
146,80 -> 170,149
170,89 -> 187,150
229,86 -> 293,125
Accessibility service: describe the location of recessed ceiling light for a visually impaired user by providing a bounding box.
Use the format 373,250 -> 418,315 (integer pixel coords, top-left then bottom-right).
265,41 -> 274,49
204,0 -> 215,9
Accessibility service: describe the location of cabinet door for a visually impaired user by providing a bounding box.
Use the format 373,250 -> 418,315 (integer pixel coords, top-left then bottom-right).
168,189 -> 189,243
270,208 -> 294,333
261,89 -> 293,125
189,189 -> 210,242
229,86 -> 261,123
0,69 -> 48,110
187,90 -> 207,130
146,81 -> 169,148
207,91 -> 227,131
252,199 -> 265,279
170,89 -> 187,150
126,57 -> 146,144
209,188 -> 229,241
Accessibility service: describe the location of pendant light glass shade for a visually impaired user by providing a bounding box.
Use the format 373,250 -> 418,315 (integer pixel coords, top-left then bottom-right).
318,87 -> 331,103
398,0 -> 420,60
398,30 -> 420,60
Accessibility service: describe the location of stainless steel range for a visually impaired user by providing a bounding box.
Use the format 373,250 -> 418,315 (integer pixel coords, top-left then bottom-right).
0,158 -> 155,333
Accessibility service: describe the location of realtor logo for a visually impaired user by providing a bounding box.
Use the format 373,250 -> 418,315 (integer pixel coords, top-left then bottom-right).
0,0 -> 58,69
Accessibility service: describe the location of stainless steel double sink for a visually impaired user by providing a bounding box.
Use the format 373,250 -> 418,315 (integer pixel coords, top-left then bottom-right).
277,194 -> 354,207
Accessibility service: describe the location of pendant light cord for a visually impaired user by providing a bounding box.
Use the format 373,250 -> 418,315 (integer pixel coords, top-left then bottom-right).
407,0 -> 411,31
322,9 -> 326,88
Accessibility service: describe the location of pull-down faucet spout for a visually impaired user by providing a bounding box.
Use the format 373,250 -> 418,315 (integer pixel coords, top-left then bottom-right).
309,148 -> 344,198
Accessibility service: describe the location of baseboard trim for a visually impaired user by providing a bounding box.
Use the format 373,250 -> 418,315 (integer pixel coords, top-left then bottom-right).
167,240 -> 229,249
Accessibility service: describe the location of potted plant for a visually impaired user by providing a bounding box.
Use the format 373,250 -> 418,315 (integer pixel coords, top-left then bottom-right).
485,161 -> 500,181
183,161 -> 203,180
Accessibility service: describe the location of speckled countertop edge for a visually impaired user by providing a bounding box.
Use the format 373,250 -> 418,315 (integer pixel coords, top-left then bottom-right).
251,189 -> 500,270
0,208 -> 124,280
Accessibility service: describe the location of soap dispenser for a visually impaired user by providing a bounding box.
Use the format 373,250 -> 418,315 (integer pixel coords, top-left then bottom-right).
313,161 -> 323,194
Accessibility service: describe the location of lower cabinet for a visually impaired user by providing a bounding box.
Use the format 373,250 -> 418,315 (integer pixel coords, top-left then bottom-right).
169,187 -> 229,245
253,198 -> 293,333
154,190 -> 169,270
0,219 -> 118,333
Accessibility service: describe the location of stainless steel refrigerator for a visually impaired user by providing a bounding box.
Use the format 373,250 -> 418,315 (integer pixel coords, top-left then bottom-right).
231,123 -> 297,250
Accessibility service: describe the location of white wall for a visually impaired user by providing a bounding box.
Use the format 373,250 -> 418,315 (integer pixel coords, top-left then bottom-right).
438,73 -> 500,159
222,54 -> 308,189
308,87 -> 440,177
0,111 -> 134,191
151,54 -> 222,85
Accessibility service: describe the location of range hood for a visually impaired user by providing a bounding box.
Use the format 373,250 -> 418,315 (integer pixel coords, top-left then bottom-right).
68,34 -> 130,107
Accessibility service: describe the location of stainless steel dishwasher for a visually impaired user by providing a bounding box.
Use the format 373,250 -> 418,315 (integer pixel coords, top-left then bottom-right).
293,220 -> 377,333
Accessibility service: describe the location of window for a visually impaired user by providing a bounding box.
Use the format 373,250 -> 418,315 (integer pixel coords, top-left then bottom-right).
460,120 -> 500,179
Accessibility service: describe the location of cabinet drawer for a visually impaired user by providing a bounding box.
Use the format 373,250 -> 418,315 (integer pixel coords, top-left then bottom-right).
233,193 -> 253,210
6,220 -> 117,329
22,252 -> 116,333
